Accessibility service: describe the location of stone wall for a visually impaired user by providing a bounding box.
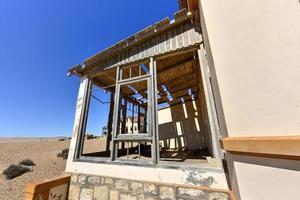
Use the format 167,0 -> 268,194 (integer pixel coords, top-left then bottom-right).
68,174 -> 230,200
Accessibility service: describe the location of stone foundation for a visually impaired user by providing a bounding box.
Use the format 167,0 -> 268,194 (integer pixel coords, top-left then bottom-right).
68,174 -> 230,200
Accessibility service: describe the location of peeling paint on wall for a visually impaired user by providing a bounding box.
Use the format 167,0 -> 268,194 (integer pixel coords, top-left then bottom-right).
182,169 -> 216,187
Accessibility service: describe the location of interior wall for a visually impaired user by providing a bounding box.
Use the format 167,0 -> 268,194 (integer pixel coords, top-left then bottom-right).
199,0 -> 300,136
158,98 -> 211,152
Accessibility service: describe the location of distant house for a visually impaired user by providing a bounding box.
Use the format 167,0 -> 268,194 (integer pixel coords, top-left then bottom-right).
84,134 -> 94,140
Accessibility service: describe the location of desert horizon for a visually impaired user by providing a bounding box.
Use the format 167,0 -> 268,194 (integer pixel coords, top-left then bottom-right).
0,136 -> 69,140
0,136 -> 107,200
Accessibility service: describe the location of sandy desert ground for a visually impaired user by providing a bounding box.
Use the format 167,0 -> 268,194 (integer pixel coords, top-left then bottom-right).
0,138 -> 70,200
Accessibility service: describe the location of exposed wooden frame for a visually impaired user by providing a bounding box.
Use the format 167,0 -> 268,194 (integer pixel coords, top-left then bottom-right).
121,99 -> 127,149
138,105 -> 141,132
108,57 -> 159,163
115,134 -> 152,142
72,43 -> 224,168
118,74 -> 150,85
74,77 -> 92,159
106,91 -> 115,152
150,57 -> 160,163
159,91 -> 198,106
131,103 -> 134,134
111,66 -> 121,160
220,136 -> 300,160
157,58 -> 195,74
197,44 -> 223,163
166,79 -> 199,97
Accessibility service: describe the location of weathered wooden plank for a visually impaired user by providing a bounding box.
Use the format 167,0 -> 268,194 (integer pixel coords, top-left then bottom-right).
115,133 -> 152,141
173,8 -> 187,20
221,136 -> 300,160
154,17 -> 170,30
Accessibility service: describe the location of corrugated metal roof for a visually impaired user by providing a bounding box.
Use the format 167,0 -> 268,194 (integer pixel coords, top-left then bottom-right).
69,9 -> 201,76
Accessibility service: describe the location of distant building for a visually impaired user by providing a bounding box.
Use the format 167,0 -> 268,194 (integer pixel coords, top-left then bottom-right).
84,134 -> 94,140
102,125 -> 108,136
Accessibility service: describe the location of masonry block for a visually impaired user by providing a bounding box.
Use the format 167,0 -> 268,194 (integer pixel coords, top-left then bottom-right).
159,186 -> 175,200
87,176 -> 101,185
131,182 -> 143,193
137,194 -> 159,200
116,179 -> 129,191
78,175 -> 87,185
209,192 -> 230,200
177,187 -> 207,198
110,190 -> 119,200
104,177 -> 115,186
68,174 -> 230,200
94,186 -> 109,200
120,193 -> 137,200
144,183 -> 157,195
80,188 -> 93,200
71,175 -> 78,184
69,184 -> 80,200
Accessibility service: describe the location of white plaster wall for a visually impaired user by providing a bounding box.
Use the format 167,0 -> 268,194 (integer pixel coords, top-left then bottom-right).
226,153 -> 300,200
199,1 -> 300,199
200,0 -> 300,136
66,161 -> 228,189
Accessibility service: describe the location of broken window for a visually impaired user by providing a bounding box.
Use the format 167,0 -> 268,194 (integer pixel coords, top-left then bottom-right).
75,82 -> 112,159
109,62 -> 157,164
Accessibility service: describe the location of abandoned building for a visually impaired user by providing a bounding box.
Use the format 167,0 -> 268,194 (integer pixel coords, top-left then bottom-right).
65,2 -> 231,198
24,0 -> 300,200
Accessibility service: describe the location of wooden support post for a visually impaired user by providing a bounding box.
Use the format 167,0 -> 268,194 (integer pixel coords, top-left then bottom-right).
127,142 -> 129,159
144,110 -> 147,133
138,142 -> 141,158
150,57 -> 159,163
121,99 -> 127,149
131,102 -> 134,148
153,59 -> 160,163
137,105 -> 141,132
131,102 -> 134,134
197,44 -> 222,163
111,66 -> 121,161
74,77 -> 92,159
106,90 -> 115,152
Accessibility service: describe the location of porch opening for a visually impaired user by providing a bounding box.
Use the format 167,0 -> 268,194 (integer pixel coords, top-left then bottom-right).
75,49 -> 216,166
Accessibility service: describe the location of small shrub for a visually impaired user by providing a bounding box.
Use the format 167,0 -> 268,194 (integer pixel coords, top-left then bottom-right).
2,164 -> 30,180
57,148 -> 69,160
19,159 -> 35,166
58,138 -> 66,141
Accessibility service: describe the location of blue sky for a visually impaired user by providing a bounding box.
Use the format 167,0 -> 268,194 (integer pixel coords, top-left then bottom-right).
0,0 -> 178,137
